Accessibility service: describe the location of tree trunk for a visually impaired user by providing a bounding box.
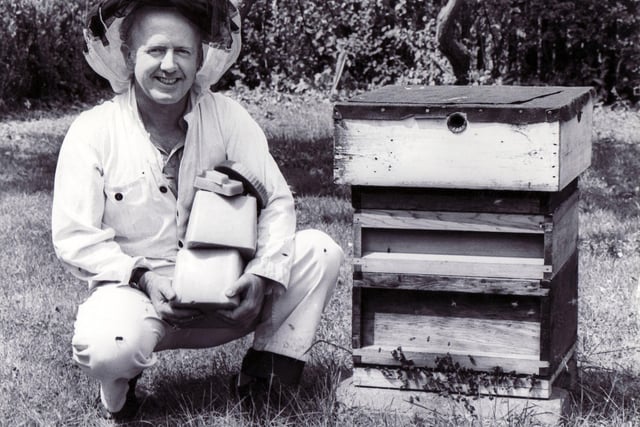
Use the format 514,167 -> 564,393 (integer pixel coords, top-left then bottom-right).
436,0 -> 471,85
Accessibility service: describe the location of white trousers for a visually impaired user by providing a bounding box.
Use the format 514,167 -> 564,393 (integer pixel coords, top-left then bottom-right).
71,229 -> 343,412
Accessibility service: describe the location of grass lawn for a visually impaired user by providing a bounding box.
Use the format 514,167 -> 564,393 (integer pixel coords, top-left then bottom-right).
1,91 -> 639,426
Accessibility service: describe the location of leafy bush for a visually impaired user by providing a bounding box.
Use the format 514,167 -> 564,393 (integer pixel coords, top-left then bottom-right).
0,0 -> 638,106
0,0 -> 103,110
464,0 -> 640,103
237,0 -> 454,91
238,0 -> 640,103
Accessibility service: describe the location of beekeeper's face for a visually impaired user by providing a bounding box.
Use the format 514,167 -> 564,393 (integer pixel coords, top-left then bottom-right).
127,8 -> 201,106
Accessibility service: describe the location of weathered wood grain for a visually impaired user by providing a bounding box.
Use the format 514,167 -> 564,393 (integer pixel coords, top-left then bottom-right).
360,229 -> 543,259
549,192 -> 579,275
353,345 -> 549,375
355,209 -> 545,233
353,222 -> 362,258
350,180 -> 578,214
352,367 -> 551,398
355,252 -> 551,279
559,99 -> 593,190
370,312 -> 540,357
548,252 -> 579,373
353,272 -> 548,296
335,117 -> 563,190
352,287 -> 362,349
358,289 -> 541,353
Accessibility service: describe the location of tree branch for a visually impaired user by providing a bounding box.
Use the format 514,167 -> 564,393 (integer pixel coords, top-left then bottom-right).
436,0 -> 471,85
238,0 -> 258,20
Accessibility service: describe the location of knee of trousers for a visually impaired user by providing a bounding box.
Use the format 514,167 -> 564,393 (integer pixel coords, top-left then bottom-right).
71,285 -> 164,382
293,229 -> 344,293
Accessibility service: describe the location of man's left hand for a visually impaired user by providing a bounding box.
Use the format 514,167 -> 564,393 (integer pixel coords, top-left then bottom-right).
217,273 -> 270,329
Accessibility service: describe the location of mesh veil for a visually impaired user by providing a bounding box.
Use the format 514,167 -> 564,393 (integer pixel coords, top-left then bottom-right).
83,0 -> 241,93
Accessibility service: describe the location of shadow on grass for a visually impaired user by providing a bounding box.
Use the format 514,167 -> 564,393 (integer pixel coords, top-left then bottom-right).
582,139 -> 640,219
140,374 -> 234,419
570,367 -> 640,421
1,149 -> 58,193
128,362 -> 351,425
269,137 -> 349,199
2,134 -> 348,198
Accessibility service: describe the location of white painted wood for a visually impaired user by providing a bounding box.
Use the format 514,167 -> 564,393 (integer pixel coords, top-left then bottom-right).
335,116 -> 575,190
372,313 -> 541,357
355,252 -> 551,279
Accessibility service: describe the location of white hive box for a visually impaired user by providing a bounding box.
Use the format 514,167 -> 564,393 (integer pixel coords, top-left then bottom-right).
334,85 -> 593,191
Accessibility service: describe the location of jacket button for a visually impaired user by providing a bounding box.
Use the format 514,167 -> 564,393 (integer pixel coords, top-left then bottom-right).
115,193 -> 123,201
159,186 -> 168,193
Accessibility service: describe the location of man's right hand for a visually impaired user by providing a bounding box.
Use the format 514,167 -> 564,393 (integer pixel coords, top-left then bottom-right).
139,271 -> 202,326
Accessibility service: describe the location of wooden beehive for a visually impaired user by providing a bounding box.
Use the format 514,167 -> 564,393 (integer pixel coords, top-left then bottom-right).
334,85 -> 593,399
335,85 -> 593,192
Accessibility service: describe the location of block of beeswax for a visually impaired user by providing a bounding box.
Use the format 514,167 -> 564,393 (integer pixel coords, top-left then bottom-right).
173,248 -> 243,309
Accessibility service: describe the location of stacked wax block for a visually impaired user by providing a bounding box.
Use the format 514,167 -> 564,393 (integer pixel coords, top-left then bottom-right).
173,166 -> 259,309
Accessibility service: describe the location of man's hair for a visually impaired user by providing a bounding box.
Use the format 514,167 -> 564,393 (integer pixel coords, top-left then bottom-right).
116,0 -> 233,46
119,4 -> 203,47
119,3 -> 205,69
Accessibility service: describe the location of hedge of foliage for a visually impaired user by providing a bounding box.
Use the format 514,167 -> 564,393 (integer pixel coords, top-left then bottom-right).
0,1 -> 96,108
1,0 -> 639,107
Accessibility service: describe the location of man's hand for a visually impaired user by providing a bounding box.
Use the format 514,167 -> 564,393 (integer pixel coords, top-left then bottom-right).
140,271 -> 202,326
217,273 -> 271,330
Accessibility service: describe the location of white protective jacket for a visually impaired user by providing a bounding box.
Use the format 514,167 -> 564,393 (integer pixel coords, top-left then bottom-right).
51,86 -> 296,289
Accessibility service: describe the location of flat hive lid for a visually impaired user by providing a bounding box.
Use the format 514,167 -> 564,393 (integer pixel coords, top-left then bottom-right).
335,85 -> 594,123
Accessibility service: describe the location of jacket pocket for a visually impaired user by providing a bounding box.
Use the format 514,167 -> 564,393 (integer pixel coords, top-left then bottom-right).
103,176 -> 161,240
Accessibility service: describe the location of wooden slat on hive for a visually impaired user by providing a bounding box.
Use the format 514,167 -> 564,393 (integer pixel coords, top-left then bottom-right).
546,191 -> 580,276
352,287 -> 363,349
358,289 -> 542,358
370,312 -> 540,358
355,209 -> 545,234
354,252 -> 551,279
350,180 -> 578,214
353,346 -> 549,375
545,251 -> 579,375
361,229 -> 543,259
352,367 -> 551,399
353,272 -> 548,296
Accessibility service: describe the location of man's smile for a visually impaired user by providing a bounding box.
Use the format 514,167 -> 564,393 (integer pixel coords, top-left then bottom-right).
156,76 -> 179,85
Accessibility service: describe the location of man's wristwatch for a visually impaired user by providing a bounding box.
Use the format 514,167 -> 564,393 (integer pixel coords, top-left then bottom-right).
129,267 -> 150,291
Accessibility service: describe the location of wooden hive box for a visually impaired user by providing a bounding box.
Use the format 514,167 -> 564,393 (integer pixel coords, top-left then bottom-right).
334,85 -> 593,399
334,85 -> 593,192
350,187 -> 579,399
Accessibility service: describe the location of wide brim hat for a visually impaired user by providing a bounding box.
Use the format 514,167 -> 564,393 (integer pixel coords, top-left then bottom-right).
83,0 -> 241,93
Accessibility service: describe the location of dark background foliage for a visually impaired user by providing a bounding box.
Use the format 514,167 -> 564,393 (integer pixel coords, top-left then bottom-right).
1,0 -> 638,109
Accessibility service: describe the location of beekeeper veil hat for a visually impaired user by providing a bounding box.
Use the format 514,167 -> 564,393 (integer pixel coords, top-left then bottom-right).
83,0 -> 241,93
